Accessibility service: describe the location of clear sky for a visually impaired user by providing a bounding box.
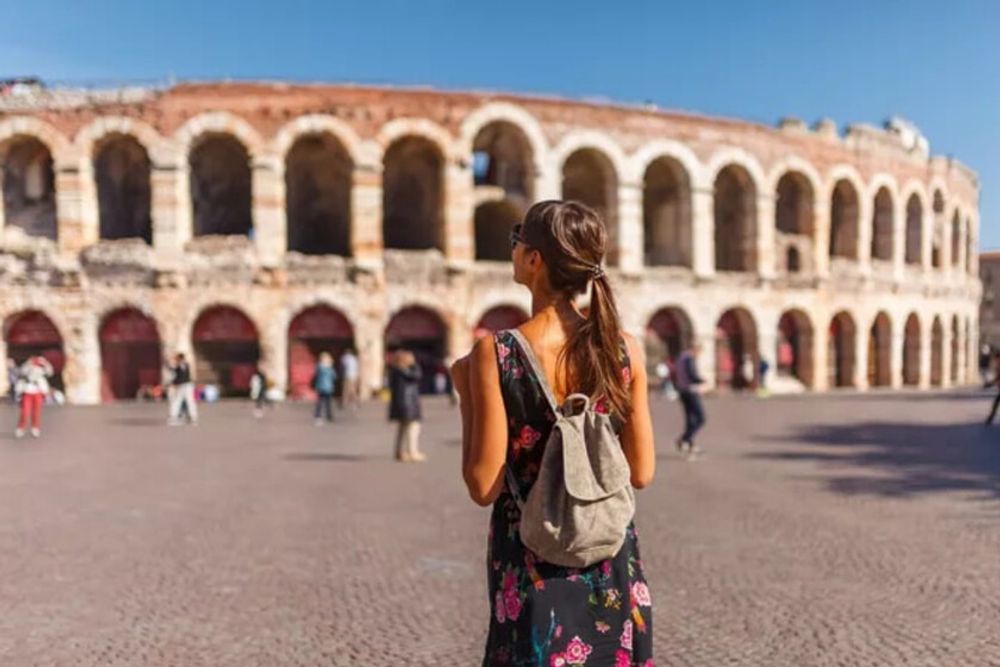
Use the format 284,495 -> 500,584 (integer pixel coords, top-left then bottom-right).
2,0 -> 998,248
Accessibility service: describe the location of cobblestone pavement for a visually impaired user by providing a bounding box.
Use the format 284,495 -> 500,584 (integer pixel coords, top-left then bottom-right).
1,391 -> 999,666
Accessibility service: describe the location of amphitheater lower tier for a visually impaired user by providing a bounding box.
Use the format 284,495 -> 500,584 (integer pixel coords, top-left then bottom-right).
0,250 -> 979,404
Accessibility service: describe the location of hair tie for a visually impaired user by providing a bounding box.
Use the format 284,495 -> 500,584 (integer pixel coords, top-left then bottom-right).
591,264 -> 605,280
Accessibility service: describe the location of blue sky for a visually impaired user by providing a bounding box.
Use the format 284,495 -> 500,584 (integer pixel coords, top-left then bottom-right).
2,0 -> 998,248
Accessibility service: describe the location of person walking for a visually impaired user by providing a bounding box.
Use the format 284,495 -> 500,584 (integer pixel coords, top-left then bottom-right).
985,351 -> 1000,425
312,352 -> 337,425
451,200 -> 655,665
250,364 -> 269,419
674,342 -> 707,457
14,355 -> 53,438
167,353 -> 198,425
388,349 -> 425,462
339,348 -> 360,412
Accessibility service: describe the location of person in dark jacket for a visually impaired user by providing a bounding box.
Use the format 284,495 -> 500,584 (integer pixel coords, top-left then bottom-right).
388,349 -> 425,462
673,342 -> 707,457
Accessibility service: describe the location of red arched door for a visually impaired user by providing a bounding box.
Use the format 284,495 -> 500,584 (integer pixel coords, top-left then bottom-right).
474,305 -> 529,339
192,306 -> 260,396
5,310 -> 65,391
100,308 -> 162,401
716,308 -> 757,389
288,305 -> 354,400
385,306 -> 447,394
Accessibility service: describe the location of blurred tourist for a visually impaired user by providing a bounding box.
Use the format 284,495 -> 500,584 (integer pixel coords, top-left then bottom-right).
14,355 -> 53,438
167,353 -> 198,425
339,347 -> 360,412
313,352 -> 337,425
388,349 -> 424,462
985,351 -> 1000,425
674,342 -> 707,457
250,364 -> 269,419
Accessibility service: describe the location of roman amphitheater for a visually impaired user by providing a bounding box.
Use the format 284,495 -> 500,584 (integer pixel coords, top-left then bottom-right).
0,81 -> 982,403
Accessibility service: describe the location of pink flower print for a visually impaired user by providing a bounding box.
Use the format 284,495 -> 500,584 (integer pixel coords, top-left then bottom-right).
549,654 -> 567,667
563,636 -> 593,665
631,581 -> 652,607
600,561 -> 612,577
643,661 -> 655,667
620,620 -> 633,650
614,649 -> 631,667
594,621 -> 610,634
512,425 -> 541,455
503,589 -> 522,621
554,624 -> 563,639
494,590 -> 506,623
497,344 -> 510,363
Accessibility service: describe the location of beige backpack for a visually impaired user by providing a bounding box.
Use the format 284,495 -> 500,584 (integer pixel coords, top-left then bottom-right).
505,330 -> 635,568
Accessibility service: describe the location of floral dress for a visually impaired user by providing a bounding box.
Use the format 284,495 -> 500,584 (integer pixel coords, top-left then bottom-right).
483,330 -> 654,667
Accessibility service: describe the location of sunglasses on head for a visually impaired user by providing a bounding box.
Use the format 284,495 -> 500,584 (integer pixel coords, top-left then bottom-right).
509,223 -> 527,252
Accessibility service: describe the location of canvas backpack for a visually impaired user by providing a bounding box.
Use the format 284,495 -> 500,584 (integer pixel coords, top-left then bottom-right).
505,329 -> 636,568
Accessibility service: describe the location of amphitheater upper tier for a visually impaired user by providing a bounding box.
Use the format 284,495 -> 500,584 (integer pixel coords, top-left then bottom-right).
0,82 -> 982,403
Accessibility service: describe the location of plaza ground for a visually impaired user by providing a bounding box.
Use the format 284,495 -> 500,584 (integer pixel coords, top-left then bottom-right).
0,391 -> 998,666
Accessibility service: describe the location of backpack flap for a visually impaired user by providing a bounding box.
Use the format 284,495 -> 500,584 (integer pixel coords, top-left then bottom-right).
559,394 -> 631,502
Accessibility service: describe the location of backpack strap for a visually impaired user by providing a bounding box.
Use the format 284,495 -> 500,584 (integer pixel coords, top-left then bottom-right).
508,328 -> 560,415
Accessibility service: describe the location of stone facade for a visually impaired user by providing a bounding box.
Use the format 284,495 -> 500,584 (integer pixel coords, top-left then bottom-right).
0,82 -> 982,403
978,252 -> 1000,351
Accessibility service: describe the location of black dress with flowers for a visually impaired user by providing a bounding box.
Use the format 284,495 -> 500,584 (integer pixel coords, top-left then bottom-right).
483,330 -> 654,667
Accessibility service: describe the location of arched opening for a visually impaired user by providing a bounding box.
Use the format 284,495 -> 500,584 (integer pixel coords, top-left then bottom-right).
99,308 -> 161,401
930,316 -> 944,386
871,187 -> 894,261
950,315 -> 960,384
189,134 -> 252,237
645,307 -> 694,382
287,305 -> 355,400
904,194 -> 923,265
830,179 -> 859,260
643,157 -> 692,267
714,165 -> 757,272
867,312 -> 891,387
562,148 -> 618,265
775,172 -> 813,237
385,306 -> 448,394
4,310 -> 64,392
715,308 -> 758,389
1,136 -> 56,240
474,200 -> 523,261
285,133 -> 352,256
786,246 -> 801,273
931,191 -> 945,269
777,309 -> 814,387
902,313 -> 921,386
192,306 -> 260,397
966,218 -> 975,275
95,134 -> 152,243
474,305 -> 529,339
828,311 -> 856,388
383,136 -> 444,252
951,211 -> 962,268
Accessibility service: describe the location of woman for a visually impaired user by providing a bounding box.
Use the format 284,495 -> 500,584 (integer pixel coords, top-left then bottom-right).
313,352 -> 337,425
452,200 -> 656,666
15,355 -> 54,438
388,349 -> 425,462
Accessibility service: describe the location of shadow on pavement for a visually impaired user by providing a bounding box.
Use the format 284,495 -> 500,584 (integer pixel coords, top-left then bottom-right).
749,420 -> 1000,499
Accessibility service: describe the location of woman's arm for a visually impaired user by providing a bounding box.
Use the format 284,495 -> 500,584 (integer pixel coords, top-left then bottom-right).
463,336 -> 509,506
451,355 -> 474,473
619,333 -> 656,489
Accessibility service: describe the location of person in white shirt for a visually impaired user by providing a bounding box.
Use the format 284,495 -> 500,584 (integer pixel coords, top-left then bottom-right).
339,348 -> 360,412
15,355 -> 53,438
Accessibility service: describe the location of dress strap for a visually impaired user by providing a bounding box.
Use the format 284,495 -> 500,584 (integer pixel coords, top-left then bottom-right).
508,328 -> 559,414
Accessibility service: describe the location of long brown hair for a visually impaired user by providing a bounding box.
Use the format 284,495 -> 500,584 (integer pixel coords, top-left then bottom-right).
521,200 -> 631,416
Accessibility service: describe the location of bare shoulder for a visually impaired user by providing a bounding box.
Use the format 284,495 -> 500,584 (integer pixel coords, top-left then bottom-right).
472,334 -> 499,374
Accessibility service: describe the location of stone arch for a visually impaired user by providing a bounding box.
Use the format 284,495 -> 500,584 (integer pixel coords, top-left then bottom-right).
3,309 -> 66,392
272,114 -> 364,166
642,155 -> 692,267
385,304 -> 449,394
188,133 -> 253,237
902,312 -> 921,386
93,133 -> 152,243
645,306 -> 695,363
868,311 -> 892,387
99,306 -> 162,401
830,179 -> 860,260
828,311 -> 856,388
473,304 -> 529,339
287,304 -> 356,399
1,135 -> 57,240
173,111 -> 264,160
871,186 -> 895,261
382,135 -> 445,252
774,170 -> 815,274
459,102 -> 546,182
285,132 -> 352,256
713,164 -> 758,272
777,309 -> 815,388
715,306 -> 758,389
931,189 -> 946,269
560,146 -> 620,264
902,186 -> 927,266
930,315 -> 944,387
191,304 -> 261,396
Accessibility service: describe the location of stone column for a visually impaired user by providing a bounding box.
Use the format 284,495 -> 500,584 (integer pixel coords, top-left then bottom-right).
697,330 -> 718,390
918,319 -> 931,390
757,316 -> 778,390
857,194 -> 873,276
0,339 -> 7,397
691,187 -> 715,279
942,318 -> 953,389
64,314 -> 101,405
444,158 -> 474,264
756,192 -> 776,279
351,163 -> 383,268
813,197 -> 831,278
812,314 -> 829,391
854,318 -> 869,390
252,155 -> 284,266
892,197 -> 906,284
259,309 -> 286,396
890,323 -> 904,390
617,180 -> 643,275
55,164 -> 89,255
151,161 -> 187,254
